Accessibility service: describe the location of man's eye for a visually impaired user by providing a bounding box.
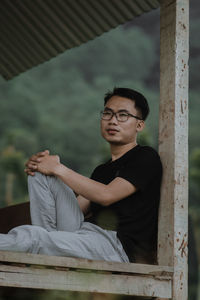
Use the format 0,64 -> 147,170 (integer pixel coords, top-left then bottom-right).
103,112 -> 112,115
119,113 -> 128,117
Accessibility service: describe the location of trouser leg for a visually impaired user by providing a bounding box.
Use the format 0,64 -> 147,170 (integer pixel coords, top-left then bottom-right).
38,223 -> 129,262
0,172 -> 129,262
0,225 -> 46,253
0,223 -> 129,262
28,172 -> 84,232
37,222 -> 129,262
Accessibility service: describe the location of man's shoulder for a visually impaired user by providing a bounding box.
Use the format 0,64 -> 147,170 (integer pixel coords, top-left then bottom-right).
127,145 -> 162,171
128,145 -> 160,160
90,161 -> 109,179
138,145 -> 160,157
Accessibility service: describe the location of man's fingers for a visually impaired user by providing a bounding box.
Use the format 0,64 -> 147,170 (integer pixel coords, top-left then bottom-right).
25,150 -> 50,169
28,163 -> 38,169
28,155 -> 38,163
24,168 -> 35,176
25,150 -> 50,166
25,162 -> 38,170
28,150 -> 50,162
44,150 -> 50,155
25,160 -> 35,167
28,152 -> 47,163
36,150 -> 50,157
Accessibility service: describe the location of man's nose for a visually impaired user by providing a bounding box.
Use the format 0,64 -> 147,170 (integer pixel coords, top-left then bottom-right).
109,113 -> 118,123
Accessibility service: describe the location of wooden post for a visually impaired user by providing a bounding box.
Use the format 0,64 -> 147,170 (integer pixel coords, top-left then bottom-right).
158,0 -> 189,299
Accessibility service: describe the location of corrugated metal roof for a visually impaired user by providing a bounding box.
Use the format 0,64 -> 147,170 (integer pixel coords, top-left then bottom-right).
0,0 -> 160,80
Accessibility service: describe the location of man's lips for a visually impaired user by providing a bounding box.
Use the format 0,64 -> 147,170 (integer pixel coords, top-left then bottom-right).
106,128 -> 119,134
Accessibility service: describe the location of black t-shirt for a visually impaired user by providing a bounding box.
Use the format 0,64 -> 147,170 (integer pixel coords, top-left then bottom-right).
87,145 -> 162,262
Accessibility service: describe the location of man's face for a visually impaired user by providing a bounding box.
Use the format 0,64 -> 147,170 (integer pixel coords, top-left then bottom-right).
101,96 -> 144,145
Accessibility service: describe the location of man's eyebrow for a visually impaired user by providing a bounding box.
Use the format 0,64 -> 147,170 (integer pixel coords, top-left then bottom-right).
104,108 -> 130,113
104,107 -> 113,111
117,109 -> 130,113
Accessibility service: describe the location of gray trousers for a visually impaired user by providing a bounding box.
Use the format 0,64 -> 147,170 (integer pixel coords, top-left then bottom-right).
0,172 -> 129,262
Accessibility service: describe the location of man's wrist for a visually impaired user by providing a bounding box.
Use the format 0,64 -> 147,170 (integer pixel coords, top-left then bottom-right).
53,163 -> 67,177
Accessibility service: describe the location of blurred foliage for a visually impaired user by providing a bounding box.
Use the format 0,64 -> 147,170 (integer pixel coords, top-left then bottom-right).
191,149 -> 200,187
0,0 -> 200,299
190,149 -> 200,254
0,23 -> 161,207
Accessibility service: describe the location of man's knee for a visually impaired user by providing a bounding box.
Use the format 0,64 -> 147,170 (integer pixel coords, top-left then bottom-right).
28,172 -> 55,192
28,172 -> 46,185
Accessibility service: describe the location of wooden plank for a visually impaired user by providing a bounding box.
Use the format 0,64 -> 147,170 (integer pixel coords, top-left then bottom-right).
158,0 -> 189,299
0,251 -> 173,276
0,202 -> 31,234
0,264 -> 172,298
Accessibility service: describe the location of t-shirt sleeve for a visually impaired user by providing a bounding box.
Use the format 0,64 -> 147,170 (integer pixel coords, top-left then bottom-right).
118,148 -> 162,191
90,165 -> 102,180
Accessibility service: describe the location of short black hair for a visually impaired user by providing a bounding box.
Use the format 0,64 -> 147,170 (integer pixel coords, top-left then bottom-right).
104,87 -> 149,120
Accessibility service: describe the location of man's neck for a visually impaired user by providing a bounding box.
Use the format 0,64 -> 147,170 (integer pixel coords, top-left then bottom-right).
110,142 -> 137,161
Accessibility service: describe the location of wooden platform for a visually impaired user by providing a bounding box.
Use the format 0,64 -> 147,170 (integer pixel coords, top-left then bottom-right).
0,251 -> 173,298
0,202 -> 172,298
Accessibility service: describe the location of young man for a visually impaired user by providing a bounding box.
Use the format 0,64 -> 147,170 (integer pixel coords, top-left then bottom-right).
0,88 -> 162,263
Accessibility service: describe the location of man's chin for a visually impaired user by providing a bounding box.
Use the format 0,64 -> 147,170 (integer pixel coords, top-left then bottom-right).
106,138 -> 124,146
102,134 -> 125,145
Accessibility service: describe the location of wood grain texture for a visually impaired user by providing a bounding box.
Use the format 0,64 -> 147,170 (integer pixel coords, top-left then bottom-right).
0,251 -> 173,276
158,0 -> 189,299
0,264 -> 172,297
0,202 -> 31,233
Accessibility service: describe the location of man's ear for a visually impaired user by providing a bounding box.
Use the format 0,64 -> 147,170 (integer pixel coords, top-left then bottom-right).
136,120 -> 145,132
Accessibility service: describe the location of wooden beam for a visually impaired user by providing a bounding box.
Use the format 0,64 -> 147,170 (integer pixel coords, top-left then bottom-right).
0,263 -> 172,298
158,0 -> 189,299
0,251 -> 173,276
0,251 -> 172,297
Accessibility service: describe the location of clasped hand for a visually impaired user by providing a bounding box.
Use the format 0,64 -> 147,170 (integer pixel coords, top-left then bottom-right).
24,150 -> 60,176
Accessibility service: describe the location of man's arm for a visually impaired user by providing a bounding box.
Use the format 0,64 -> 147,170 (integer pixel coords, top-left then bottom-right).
55,164 -> 136,206
28,154 -> 137,206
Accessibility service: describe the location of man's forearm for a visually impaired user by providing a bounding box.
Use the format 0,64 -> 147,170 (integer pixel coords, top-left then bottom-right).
54,164 -> 110,206
34,154 -> 135,206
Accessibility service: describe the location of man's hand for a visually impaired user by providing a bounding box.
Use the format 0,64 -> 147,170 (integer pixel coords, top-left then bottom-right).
37,154 -> 61,176
24,150 -> 50,176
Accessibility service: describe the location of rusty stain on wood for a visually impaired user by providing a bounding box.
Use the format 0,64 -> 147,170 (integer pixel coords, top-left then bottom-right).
181,100 -> 184,113
178,237 -> 187,257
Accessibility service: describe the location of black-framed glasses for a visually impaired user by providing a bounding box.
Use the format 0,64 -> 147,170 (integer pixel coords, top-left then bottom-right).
100,110 -> 143,122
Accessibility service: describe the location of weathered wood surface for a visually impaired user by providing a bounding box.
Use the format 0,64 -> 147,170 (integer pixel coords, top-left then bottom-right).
0,202 -> 31,233
0,260 -> 172,298
158,0 -> 189,299
0,251 -> 173,276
